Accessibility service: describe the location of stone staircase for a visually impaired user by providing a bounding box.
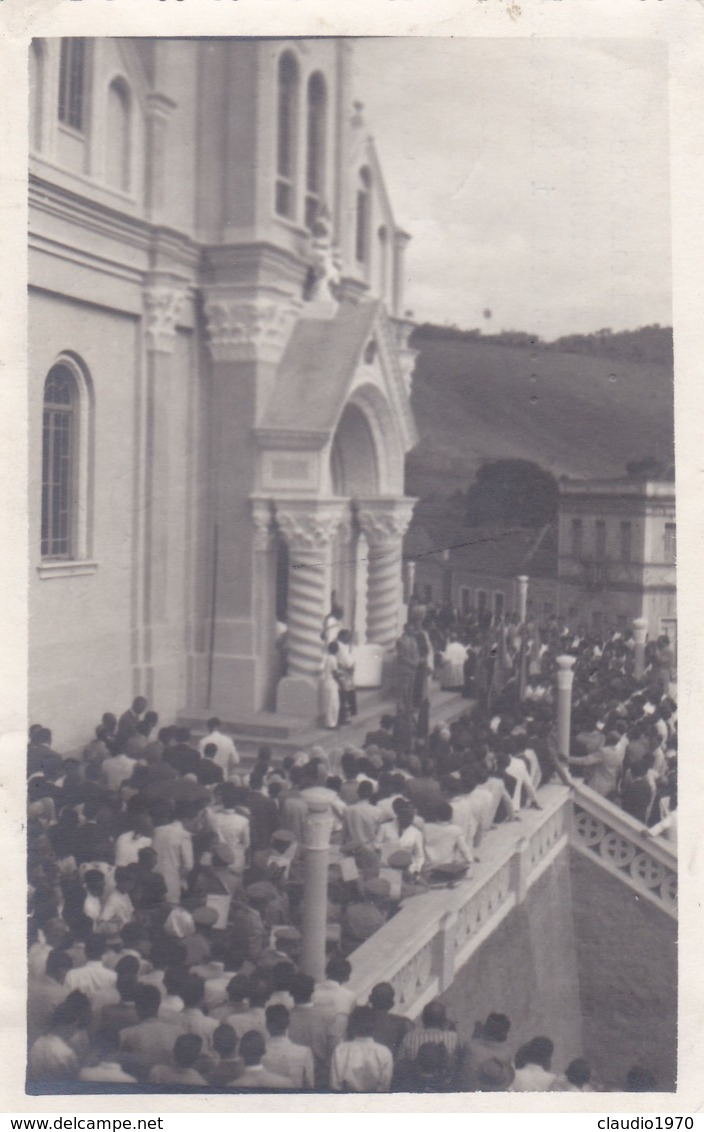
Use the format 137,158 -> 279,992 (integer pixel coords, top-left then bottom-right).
178,685 -> 472,760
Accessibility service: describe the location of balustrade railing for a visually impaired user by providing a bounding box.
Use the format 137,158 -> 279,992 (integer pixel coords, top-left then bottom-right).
571,783 -> 677,917
347,782 -> 676,1018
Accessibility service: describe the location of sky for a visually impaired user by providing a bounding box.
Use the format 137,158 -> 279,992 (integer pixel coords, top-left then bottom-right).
353,38 -> 671,341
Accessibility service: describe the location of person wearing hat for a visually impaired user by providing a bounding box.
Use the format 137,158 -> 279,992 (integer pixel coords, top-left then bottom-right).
342,878 -> 390,949
258,925 -> 302,970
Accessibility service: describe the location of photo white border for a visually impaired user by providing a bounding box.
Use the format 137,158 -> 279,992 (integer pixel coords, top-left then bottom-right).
2,0 -> 703,1116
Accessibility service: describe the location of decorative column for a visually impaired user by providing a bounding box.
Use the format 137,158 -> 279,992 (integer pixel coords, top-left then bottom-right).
358,500 -> 416,651
275,501 -> 347,718
516,574 -> 529,624
140,277 -> 189,702
199,286 -> 301,715
555,654 -> 576,760
633,617 -> 648,681
300,788 -> 335,982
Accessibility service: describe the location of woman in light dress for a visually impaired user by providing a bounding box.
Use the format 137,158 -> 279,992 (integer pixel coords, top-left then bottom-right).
321,640 -> 341,729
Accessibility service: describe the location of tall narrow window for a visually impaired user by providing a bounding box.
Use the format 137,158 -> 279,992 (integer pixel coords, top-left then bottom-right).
106,79 -> 131,191
620,521 -> 632,563
494,591 -> 505,617
305,72 -> 327,231
571,518 -> 583,558
30,40 -> 44,151
356,167 -> 371,265
595,519 -> 606,559
378,225 -> 389,297
58,38 -> 86,131
664,523 -> 676,563
42,365 -> 77,558
276,52 -> 299,219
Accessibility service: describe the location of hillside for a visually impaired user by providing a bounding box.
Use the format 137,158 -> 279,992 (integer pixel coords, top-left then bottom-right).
405,330 -> 674,500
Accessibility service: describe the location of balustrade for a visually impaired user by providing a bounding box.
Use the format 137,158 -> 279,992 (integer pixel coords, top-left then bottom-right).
347,783 -> 676,1018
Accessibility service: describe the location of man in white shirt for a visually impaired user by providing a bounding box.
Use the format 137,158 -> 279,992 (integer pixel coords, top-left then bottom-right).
263,1004 -> 315,1088
342,781 -> 383,850
198,718 -> 240,779
312,956 -> 356,1045
422,802 -> 473,870
330,1006 -> 393,1092
64,934 -> 118,997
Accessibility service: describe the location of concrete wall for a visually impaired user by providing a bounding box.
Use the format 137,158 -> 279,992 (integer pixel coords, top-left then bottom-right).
440,848 -> 676,1091
570,852 -> 677,1092
440,850 -> 585,1074
29,292 -> 140,748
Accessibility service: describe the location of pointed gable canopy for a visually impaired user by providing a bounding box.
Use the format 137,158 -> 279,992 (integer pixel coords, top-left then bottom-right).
255,298 -> 418,457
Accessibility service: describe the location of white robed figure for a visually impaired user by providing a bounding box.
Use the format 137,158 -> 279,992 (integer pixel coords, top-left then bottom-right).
320,640 -> 341,729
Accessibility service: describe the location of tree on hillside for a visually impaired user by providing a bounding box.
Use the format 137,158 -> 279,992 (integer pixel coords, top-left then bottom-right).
465,459 -> 559,527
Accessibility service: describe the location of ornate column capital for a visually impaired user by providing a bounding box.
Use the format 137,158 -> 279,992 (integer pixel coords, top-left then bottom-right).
275,501 -> 349,553
143,282 -> 188,354
357,499 -> 416,546
203,288 -> 303,364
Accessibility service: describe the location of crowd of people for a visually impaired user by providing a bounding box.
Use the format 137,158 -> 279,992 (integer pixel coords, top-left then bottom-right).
26,605 -> 675,1092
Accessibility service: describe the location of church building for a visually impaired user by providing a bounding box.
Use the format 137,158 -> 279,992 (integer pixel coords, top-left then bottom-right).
29,37 -> 419,748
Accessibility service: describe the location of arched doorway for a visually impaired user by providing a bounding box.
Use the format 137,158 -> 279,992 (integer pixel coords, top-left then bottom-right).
330,402 -> 380,643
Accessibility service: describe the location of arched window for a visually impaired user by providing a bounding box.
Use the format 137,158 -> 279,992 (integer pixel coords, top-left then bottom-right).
106,78 -> 131,191
355,166 -> 371,266
58,38 -> 87,132
30,40 -> 44,151
41,365 -> 77,558
41,357 -> 92,562
305,72 -> 327,231
276,52 -> 299,219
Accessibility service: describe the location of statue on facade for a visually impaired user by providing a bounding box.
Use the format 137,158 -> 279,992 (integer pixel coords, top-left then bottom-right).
303,203 -> 342,305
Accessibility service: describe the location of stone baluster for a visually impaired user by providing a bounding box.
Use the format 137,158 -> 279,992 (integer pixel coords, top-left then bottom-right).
556,654 -> 576,760
358,501 -> 415,650
300,788 -> 335,982
516,574 -> 529,624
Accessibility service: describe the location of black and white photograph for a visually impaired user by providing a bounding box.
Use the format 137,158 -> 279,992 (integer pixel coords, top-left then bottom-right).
19,21 -> 687,1104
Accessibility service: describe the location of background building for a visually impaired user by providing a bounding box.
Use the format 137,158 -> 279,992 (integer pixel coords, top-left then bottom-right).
557,477 -> 677,644
29,37 -> 418,747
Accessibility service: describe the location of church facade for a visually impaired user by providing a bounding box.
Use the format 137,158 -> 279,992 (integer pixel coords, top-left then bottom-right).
29,37 -> 419,748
